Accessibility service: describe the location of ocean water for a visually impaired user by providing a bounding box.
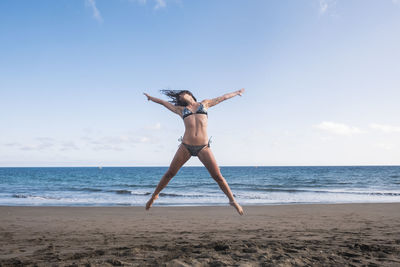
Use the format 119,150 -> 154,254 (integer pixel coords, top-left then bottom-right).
0,166 -> 400,206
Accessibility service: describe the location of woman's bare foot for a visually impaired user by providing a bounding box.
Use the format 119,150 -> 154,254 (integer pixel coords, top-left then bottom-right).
145,194 -> 159,210
229,201 -> 244,215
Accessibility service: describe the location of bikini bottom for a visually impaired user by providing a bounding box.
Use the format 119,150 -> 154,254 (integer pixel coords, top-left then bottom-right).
181,139 -> 211,157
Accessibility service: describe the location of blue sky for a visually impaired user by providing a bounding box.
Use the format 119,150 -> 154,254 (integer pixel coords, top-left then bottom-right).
1,0 -> 399,167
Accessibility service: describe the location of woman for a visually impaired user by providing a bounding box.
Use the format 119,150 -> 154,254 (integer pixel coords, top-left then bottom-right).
143,88 -> 245,215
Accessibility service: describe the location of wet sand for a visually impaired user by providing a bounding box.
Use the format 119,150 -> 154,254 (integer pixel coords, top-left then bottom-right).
1,203 -> 400,266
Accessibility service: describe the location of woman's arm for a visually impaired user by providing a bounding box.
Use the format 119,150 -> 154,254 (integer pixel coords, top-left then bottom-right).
203,88 -> 245,109
143,93 -> 181,115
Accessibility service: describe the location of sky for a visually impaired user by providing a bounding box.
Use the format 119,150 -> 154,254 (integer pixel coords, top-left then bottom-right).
1,0 -> 399,167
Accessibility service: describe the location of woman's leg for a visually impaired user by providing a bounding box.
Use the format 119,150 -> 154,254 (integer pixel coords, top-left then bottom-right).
197,147 -> 244,215
146,144 -> 191,210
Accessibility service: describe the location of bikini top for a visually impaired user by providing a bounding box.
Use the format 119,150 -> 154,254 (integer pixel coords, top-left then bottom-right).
182,102 -> 208,120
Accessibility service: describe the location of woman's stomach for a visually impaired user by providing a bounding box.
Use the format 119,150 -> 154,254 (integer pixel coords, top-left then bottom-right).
182,129 -> 208,145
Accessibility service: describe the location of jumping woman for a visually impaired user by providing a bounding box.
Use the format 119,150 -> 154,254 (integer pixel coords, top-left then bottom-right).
143,88 -> 245,215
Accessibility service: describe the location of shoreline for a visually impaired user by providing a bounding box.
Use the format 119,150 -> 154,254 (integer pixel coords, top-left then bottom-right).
1,165 -> 400,167
2,201 -> 400,207
1,203 -> 400,266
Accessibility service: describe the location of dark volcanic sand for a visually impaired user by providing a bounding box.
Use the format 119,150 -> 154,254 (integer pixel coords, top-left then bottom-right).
1,203 -> 400,266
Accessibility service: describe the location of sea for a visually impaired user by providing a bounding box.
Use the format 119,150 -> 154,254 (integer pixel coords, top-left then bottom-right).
1,166 -> 400,206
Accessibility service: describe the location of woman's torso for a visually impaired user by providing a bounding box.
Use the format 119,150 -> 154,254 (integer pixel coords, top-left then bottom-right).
179,101 -> 208,145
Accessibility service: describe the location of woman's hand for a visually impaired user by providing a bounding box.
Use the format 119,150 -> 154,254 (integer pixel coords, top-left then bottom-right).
143,92 -> 152,101
237,88 -> 245,96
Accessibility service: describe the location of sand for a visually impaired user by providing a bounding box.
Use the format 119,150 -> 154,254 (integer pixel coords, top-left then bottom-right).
1,203 -> 400,266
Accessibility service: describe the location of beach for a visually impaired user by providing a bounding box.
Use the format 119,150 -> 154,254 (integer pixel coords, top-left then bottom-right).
1,203 -> 400,266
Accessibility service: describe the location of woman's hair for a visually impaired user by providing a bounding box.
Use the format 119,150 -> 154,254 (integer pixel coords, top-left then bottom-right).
159,89 -> 197,106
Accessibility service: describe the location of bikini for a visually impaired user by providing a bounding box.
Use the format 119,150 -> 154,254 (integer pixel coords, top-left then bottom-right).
180,103 -> 212,157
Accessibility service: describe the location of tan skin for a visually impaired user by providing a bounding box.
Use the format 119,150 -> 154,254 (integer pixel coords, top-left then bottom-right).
143,88 -> 245,215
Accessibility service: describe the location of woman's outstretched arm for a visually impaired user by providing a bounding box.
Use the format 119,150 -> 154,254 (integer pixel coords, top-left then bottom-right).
143,93 -> 181,115
203,88 -> 245,109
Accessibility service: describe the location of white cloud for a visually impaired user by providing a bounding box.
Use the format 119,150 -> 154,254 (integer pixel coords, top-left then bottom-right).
82,133 -> 157,150
319,136 -> 333,142
2,132 -> 154,152
318,0 -> 336,16
129,0 -> 168,9
128,0 -> 148,4
154,0 -> 166,9
144,122 -> 161,130
2,137 -> 56,151
85,0 -> 103,23
4,142 -> 19,147
314,121 -> 365,136
140,136 -> 150,143
375,142 -> 395,150
369,123 -> 400,133
20,143 -> 54,151
319,0 -> 328,14
60,141 -> 80,151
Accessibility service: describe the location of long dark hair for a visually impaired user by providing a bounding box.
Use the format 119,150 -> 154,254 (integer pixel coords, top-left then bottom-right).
159,89 -> 197,106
